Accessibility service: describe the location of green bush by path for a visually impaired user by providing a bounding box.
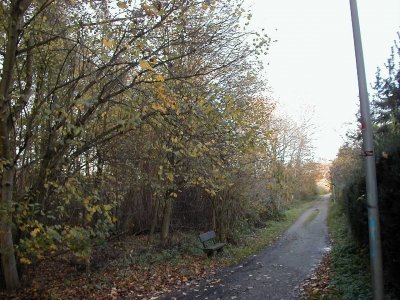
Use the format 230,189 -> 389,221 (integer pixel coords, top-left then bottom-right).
327,200 -> 373,300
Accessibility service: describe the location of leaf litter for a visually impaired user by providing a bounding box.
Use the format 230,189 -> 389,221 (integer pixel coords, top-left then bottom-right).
0,234 -> 223,300
300,253 -> 333,299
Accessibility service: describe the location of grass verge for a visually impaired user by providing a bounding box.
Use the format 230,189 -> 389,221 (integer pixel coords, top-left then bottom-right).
222,199 -> 315,265
327,200 -> 373,299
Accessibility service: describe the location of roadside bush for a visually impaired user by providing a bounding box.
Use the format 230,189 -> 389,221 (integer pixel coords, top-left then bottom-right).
342,176 -> 368,246
339,149 -> 400,297
377,149 -> 400,297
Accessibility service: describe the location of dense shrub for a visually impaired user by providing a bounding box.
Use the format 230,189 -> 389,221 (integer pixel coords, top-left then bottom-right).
342,176 -> 368,247
377,149 -> 400,297
339,150 -> 400,297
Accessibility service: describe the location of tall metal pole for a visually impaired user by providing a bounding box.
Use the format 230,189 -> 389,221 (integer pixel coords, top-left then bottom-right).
349,1 -> 384,299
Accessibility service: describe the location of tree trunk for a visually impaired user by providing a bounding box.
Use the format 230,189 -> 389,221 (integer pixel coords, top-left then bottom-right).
0,0 -> 33,290
160,197 -> 173,244
0,160 -> 20,290
150,197 -> 159,236
212,203 -> 216,232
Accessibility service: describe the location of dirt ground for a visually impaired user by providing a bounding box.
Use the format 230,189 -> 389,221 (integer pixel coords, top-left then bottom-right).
164,194 -> 331,300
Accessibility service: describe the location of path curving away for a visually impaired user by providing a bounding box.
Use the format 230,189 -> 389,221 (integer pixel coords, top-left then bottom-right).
164,194 -> 331,300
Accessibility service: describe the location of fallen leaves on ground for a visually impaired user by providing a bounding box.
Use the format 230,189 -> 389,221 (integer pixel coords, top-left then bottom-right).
0,234 -> 223,300
300,253 -> 333,299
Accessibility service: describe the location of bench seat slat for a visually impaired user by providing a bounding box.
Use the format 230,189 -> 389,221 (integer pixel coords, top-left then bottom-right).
204,242 -> 225,251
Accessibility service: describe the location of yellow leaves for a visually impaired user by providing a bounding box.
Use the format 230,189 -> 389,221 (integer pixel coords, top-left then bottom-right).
20,257 -> 32,265
117,1 -> 128,9
202,2 -> 209,10
102,38 -> 114,48
205,188 -> 216,197
82,196 -> 90,207
149,57 -> 157,65
139,59 -> 153,71
151,102 -> 167,113
153,73 -> 165,82
188,148 -> 199,158
138,57 -> 168,92
142,3 -> 156,16
170,192 -> 178,198
82,196 -> 115,223
43,181 -> 59,189
166,172 -> 174,182
187,142 -> 209,158
49,244 -> 58,252
30,227 -> 41,237
0,158 -> 9,173
104,204 -> 113,211
154,83 -> 165,95
158,95 -> 176,110
151,83 -> 177,112
136,42 -> 145,50
169,100 -> 177,110
85,213 -> 93,223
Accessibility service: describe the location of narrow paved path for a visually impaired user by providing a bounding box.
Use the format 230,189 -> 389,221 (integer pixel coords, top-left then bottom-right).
165,194 -> 330,300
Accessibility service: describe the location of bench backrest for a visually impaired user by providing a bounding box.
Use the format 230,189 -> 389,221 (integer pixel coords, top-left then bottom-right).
199,230 -> 216,242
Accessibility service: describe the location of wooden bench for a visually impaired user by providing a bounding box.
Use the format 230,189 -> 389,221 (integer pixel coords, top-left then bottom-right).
199,231 -> 225,257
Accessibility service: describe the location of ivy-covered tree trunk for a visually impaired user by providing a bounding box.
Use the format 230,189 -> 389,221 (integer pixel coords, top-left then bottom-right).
0,0 -> 32,290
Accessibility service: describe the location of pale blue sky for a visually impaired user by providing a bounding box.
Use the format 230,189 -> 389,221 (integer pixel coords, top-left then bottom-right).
244,0 -> 400,160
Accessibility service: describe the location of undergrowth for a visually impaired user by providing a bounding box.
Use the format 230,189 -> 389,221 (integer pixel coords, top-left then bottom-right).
1,197 -> 319,299
118,198 -> 316,269
327,200 -> 373,299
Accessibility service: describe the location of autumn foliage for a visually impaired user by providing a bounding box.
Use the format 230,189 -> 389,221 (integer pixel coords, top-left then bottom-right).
0,0 -> 319,292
